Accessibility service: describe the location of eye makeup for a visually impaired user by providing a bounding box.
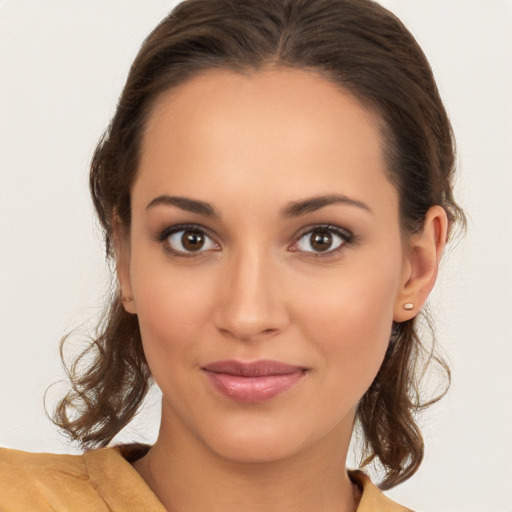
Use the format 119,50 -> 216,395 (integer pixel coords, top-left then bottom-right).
154,222 -> 356,260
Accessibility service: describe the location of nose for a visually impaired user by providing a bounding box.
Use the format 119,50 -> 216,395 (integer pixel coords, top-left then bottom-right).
213,248 -> 290,342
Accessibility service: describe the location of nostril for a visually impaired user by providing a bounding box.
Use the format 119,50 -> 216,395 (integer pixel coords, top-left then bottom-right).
212,265 -> 290,340
216,324 -> 280,342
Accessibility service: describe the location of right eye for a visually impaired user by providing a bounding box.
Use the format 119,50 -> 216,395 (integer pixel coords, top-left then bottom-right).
162,227 -> 220,255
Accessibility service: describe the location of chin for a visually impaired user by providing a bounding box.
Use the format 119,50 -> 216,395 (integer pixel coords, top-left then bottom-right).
211,437 -> 303,465
199,418 -> 320,465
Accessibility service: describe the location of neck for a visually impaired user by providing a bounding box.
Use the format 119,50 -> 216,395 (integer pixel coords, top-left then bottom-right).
133,405 -> 359,512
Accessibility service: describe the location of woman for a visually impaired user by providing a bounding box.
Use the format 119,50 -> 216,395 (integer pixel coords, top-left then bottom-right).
0,0 -> 465,510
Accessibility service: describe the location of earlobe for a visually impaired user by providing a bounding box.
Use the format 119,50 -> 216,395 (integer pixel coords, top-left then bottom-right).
393,205 -> 448,322
112,213 -> 137,315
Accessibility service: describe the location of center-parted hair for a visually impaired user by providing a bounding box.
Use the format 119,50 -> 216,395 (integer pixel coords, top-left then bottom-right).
52,0 -> 465,490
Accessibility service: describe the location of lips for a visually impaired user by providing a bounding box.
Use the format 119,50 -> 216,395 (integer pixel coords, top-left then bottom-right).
202,360 -> 307,403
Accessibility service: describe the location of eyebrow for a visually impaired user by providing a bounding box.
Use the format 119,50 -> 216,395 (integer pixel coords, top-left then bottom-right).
145,193 -> 372,218
281,194 -> 372,218
146,195 -> 219,217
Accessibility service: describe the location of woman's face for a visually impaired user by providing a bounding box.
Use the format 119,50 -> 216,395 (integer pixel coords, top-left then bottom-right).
120,68 -> 413,463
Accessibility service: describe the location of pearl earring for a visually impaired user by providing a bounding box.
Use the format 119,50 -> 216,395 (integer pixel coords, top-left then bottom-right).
122,296 -> 133,303
403,303 -> 415,311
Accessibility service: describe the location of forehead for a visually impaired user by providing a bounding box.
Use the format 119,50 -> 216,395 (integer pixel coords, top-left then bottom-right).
135,68 -> 396,215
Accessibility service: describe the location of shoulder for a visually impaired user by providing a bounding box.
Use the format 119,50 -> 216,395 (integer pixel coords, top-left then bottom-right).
0,446 -> 88,475
0,447 -> 99,512
0,445 -> 165,512
349,470 -> 416,512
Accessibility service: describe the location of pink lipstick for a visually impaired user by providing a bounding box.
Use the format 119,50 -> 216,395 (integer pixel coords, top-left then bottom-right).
202,360 -> 306,403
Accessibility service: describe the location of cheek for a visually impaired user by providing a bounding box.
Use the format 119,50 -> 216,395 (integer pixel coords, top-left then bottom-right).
129,257 -> 216,367
292,261 -> 400,392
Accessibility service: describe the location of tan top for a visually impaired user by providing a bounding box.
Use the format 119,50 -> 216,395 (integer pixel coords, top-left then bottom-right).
0,445 -> 413,511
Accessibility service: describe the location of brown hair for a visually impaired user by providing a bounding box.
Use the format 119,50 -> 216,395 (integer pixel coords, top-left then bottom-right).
51,0 -> 465,490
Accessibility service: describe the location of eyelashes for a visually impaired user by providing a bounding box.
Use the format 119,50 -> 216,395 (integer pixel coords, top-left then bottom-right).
291,225 -> 353,255
156,223 -> 355,258
156,224 -> 220,257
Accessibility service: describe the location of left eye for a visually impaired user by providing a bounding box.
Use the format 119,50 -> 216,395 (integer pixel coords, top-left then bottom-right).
294,227 -> 349,254
166,229 -> 219,253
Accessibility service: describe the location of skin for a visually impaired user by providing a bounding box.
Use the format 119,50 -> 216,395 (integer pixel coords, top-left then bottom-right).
116,68 -> 447,512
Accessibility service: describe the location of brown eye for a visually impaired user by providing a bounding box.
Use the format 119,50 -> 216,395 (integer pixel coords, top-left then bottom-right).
165,228 -> 218,254
294,226 -> 350,254
182,231 -> 205,251
310,231 -> 333,252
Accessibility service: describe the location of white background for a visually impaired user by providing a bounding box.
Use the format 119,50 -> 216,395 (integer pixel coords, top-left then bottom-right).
0,1 -> 511,511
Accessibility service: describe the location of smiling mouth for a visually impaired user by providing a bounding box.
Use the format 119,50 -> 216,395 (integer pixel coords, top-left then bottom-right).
201,360 -> 307,403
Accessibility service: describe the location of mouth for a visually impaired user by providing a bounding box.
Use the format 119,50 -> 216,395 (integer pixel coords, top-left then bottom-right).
201,360 -> 307,404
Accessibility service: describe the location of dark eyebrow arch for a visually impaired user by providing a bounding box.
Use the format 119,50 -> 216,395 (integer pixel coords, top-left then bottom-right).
281,194 -> 372,218
146,195 -> 219,217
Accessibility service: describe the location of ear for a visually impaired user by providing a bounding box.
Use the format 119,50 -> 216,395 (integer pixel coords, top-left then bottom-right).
393,205 -> 448,322
112,213 -> 137,315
